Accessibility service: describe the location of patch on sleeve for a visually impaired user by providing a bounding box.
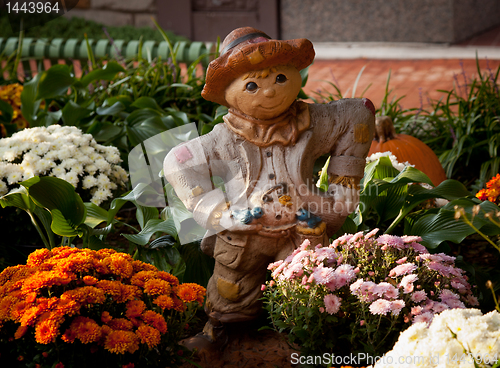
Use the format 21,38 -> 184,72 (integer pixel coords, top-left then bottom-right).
354,123 -> 371,143
174,145 -> 193,163
191,186 -> 204,197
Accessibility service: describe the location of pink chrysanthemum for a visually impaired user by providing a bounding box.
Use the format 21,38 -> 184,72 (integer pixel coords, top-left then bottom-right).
374,282 -> 398,299
413,312 -> 434,324
390,300 -> 405,316
377,234 -> 406,249
369,299 -> 392,316
323,294 -> 342,315
410,290 -> 427,303
312,265 -> 335,285
399,274 -> 419,294
389,263 -> 417,277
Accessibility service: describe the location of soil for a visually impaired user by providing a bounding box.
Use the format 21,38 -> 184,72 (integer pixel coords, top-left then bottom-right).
179,327 -> 299,368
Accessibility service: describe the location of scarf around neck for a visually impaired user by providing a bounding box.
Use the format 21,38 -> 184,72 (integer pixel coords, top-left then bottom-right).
223,101 -> 311,147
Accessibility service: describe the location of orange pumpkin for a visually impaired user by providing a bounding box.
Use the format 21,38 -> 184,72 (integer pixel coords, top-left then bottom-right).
368,116 -> 447,186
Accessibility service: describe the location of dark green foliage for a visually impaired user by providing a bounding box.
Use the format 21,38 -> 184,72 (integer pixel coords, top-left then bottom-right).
0,13 -> 187,43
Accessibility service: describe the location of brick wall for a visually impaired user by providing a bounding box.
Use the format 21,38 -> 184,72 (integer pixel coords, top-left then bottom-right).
66,0 -> 157,28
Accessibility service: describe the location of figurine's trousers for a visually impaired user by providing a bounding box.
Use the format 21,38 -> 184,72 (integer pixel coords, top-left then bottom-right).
204,230 -> 328,323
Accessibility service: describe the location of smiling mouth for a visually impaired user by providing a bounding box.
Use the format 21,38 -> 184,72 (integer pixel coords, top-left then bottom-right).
258,98 -> 286,110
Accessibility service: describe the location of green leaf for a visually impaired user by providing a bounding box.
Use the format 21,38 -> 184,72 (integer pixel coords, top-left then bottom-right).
61,100 -> 93,126
84,202 -> 109,228
136,205 -> 159,229
20,73 -> 42,125
80,61 -> 125,87
0,187 -> 36,212
125,108 -> 162,126
96,101 -> 126,116
408,198 -> 500,248
36,64 -> 75,100
21,177 -> 86,233
131,97 -> 162,111
122,218 -> 177,246
316,156 -> 330,192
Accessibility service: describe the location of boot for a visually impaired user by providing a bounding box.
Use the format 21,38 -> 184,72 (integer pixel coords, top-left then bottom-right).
180,317 -> 228,354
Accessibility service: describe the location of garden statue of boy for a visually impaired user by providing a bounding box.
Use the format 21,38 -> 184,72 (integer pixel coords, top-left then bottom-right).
163,27 -> 375,352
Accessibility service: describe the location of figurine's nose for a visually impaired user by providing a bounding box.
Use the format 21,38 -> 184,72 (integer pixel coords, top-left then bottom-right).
263,88 -> 276,97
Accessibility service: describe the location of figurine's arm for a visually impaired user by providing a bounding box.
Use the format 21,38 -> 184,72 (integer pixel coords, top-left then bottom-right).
163,138 -> 224,231
163,136 -> 262,234
310,98 -> 376,186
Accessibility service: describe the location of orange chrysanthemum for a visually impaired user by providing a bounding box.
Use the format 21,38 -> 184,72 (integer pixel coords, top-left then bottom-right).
131,260 -> 157,273
130,271 -> 157,288
71,316 -> 102,344
83,275 -> 98,286
477,174 -> 500,204
107,318 -> 133,331
105,254 -> 134,279
136,325 -> 161,349
101,311 -> 113,324
153,295 -> 175,310
61,286 -> 105,305
104,330 -> 139,354
176,283 -> 206,305
35,318 -> 60,344
125,300 -> 146,318
26,249 -> 53,267
144,279 -> 171,296
141,310 -> 167,333
156,271 -> 179,287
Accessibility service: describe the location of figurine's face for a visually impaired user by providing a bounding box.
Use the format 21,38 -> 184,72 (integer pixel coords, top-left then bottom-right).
225,65 -> 302,120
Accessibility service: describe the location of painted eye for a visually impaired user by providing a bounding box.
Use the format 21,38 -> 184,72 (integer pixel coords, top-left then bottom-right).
276,74 -> 287,83
246,82 -> 258,91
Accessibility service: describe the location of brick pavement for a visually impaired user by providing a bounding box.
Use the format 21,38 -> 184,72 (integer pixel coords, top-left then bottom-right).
303,58 -> 500,110
303,23 -> 500,110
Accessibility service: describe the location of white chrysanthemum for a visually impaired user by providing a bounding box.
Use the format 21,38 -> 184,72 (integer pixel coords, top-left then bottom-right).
52,166 -> 66,176
91,188 -> 112,205
82,175 -> 97,189
95,158 -> 111,172
85,164 -> 98,175
7,169 -> 23,185
373,309 -> 500,368
366,151 -> 414,172
0,125 -> 127,202
64,171 -> 79,188
2,148 -> 19,162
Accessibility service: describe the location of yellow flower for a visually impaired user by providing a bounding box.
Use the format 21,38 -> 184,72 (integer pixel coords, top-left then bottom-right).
136,325 -> 161,349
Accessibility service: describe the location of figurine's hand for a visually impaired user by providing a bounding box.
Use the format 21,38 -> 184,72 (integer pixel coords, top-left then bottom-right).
218,210 -> 263,233
328,184 -> 359,215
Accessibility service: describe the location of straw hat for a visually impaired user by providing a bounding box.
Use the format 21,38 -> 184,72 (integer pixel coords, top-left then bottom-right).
202,27 -> 315,107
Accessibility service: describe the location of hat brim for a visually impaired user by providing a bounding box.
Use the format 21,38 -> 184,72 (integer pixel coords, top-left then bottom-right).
202,38 -> 315,107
